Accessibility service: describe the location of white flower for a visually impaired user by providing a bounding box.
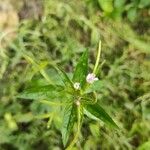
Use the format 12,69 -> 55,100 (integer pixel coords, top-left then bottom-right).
75,100 -> 80,106
86,73 -> 98,84
73,82 -> 80,90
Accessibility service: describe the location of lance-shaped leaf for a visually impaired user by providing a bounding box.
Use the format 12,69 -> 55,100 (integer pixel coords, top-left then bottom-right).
84,80 -> 106,94
73,49 -> 88,87
55,66 -> 74,89
17,84 -> 64,100
81,92 -> 97,104
61,104 -> 77,146
85,103 -> 118,128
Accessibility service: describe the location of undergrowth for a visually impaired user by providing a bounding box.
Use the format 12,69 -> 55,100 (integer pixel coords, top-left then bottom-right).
0,0 -> 150,150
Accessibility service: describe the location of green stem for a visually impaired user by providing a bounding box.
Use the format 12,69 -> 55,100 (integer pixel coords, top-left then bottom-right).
47,114 -> 54,129
93,92 -> 97,104
93,41 -> 101,74
66,105 -> 81,150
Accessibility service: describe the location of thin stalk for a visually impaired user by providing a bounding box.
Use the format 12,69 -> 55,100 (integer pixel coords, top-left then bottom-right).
93,41 -> 101,74
93,92 -> 97,104
47,114 -> 54,128
66,105 -> 81,150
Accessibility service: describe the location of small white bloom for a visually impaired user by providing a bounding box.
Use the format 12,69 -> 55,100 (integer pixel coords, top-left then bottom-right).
86,73 -> 98,84
73,82 -> 80,90
75,100 -> 80,106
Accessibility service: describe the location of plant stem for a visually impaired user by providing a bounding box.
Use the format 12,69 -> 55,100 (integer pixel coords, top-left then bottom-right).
93,41 -> 101,74
47,114 -> 54,128
66,105 -> 81,150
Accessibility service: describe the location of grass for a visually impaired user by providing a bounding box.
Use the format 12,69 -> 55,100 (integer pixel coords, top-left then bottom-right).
0,0 -> 150,149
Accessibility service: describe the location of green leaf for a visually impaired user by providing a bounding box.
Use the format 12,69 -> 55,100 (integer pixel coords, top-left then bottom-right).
47,68 -> 63,85
127,7 -> 137,22
138,140 -> 150,150
61,104 -> 77,146
139,0 -> 150,8
112,0 -> 125,20
85,103 -> 118,128
73,49 -> 88,87
84,108 -> 99,121
18,84 -> 63,100
98,0 -> 113,13
81,92 -> 97,104
84,80 -> 106,94
114,0 -> 125,8
56,67 -> 74,89
15,113 -> 34,123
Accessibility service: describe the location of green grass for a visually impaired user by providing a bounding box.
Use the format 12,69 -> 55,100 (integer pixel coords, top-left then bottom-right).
0,0 -> 150,149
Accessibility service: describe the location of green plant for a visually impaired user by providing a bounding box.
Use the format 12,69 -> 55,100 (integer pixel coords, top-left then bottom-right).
87,0 -> 150,21
18,41 -> 118,149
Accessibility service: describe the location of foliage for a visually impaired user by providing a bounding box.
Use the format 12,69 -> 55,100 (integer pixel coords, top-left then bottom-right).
0,0 -> 150,150
18,44 -> 118,149
87,0 -> 150,21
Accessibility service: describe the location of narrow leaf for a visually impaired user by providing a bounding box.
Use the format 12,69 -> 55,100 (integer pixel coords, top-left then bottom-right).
56,67 -> 74,89
81,92 -> 97,104
84,108 -> 99,121
18,84 -> 63,100
73,49 -> 88,87
61,104 -> 77,146
85,103 -> 118,128
98,0 -> 113,13
84,80 -> 106,94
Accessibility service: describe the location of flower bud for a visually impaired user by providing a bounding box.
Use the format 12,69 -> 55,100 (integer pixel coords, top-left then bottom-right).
74,82 -> 80,90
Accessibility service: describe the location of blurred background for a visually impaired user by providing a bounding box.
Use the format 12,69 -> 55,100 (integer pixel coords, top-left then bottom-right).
0,0 -> 150,150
